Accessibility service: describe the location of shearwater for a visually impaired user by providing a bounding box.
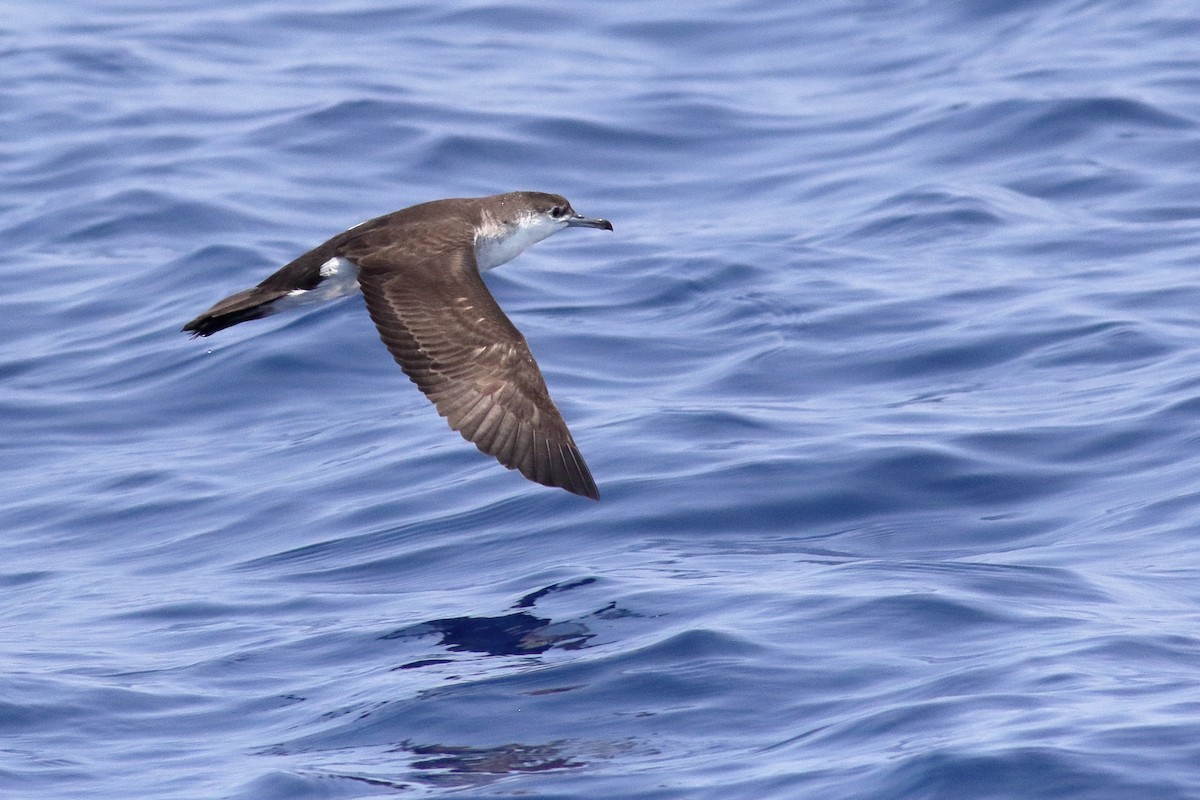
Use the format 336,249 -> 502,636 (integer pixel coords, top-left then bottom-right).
182,191 -> 612,500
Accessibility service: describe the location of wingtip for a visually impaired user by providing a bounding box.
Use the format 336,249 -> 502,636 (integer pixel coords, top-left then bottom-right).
557,441 -> 599,500
530,477 -> 593,500
563,479 -> 600,501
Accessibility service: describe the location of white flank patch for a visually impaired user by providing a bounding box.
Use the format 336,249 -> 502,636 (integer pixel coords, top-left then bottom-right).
273,257 -> 362,311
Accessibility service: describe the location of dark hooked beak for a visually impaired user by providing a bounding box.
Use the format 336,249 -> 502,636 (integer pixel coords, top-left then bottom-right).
566,213 -> 613,231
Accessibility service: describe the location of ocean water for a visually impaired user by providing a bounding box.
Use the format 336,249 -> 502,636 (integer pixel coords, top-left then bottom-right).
4,1 -> 1200,797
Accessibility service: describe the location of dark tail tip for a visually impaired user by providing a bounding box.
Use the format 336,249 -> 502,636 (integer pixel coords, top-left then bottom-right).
182,304 -> 271,338
181,316 -> 219,338
182,286 -> 277,339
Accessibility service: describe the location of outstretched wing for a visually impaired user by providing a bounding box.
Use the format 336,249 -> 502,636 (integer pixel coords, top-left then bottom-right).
349,226 -> 598,500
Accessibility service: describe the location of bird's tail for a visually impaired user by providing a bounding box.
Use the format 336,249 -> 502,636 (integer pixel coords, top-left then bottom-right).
181,287 -> 287,338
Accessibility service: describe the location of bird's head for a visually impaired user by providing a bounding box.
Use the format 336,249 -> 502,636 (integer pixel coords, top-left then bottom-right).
475,192 -> 612,271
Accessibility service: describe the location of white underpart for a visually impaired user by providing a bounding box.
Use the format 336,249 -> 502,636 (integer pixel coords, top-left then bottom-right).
474,213 -> 565,271
273,256 -> 361,312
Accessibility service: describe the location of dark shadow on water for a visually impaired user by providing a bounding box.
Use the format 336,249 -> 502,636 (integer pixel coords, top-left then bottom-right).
382,576 -> 617,664
387,612 -> 593,661
256,577 -> 638,793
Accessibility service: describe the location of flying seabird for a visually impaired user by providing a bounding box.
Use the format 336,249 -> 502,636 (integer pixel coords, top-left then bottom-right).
182,191 -> 612,500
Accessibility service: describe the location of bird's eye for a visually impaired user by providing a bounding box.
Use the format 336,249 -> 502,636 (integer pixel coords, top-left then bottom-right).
551,206 -> 566,218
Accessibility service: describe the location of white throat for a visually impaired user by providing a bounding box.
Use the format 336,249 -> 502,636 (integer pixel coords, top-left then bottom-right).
474,215 -> 563,271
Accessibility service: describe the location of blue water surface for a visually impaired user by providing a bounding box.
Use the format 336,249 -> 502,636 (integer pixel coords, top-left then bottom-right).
3,1 -> 1200,798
